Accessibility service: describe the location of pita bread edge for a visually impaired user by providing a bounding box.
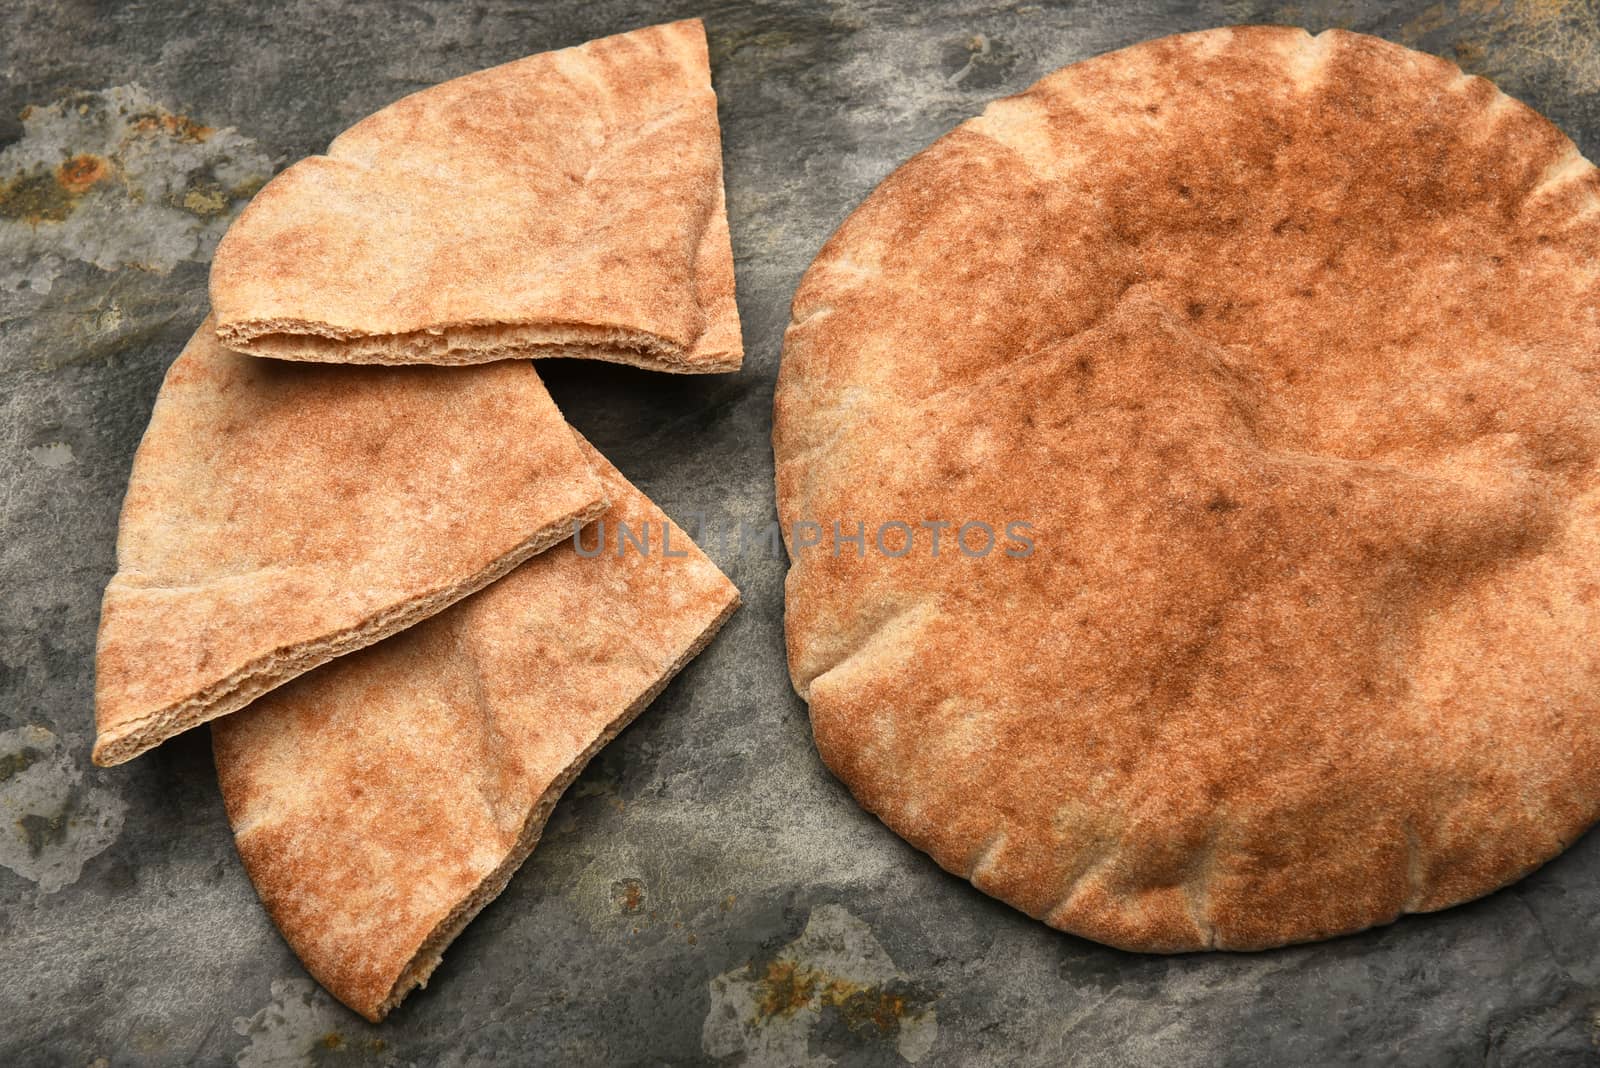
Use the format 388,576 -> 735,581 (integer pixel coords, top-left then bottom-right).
373,592 -> 737,1021
92,493 -> 607,767
209,18 -> 741,374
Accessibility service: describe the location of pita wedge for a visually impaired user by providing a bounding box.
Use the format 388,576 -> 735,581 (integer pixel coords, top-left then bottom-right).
212,436 -> 738,1020
93,318 -> 604,766
775,27 -> 1600,951
209,18 -> 740,373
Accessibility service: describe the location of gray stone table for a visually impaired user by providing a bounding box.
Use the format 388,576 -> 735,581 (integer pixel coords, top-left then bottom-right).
3,1 -> 1599,1064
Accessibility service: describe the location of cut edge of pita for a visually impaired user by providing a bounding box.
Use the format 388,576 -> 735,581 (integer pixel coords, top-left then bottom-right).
374,591 -> 737,1020
91,497 -> 606,767
214,317 -> 741,374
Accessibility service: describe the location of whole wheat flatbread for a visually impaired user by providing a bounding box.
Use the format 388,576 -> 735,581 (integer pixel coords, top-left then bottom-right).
775,27 -> 1600,951
93,318 -> 604,766
209,19 -> 741,373
212,436 -> 738,1020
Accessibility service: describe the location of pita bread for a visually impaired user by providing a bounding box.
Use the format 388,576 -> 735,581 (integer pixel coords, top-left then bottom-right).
212,436 -> 738,1020
209,19 -> 741,373
93,318 -> 604,766
774,27 -> 1600,951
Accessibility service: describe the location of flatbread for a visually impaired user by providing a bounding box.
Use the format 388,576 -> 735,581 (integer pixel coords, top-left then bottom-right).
212,436 -> 738,1020
93,318 -> 604,766
774,27 -> 1600,950
209,19 -> 741,373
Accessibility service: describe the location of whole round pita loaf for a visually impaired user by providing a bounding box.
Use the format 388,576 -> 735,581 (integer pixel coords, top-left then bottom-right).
209,19 -> 741,373
213,436 -> 738,1021
774,27 -> 1600,951
93,319 -> 605,766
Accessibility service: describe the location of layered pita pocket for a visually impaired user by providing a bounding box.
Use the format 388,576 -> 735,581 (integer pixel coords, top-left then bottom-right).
212,437 -> 738,1021
210,18 -> 740,373
93,319 -> 605,766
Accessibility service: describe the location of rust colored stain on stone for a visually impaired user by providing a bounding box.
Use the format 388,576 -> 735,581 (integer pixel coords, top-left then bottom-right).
130,111 -> 213,142
0,170 -> 77,223
0,153 -> 110,225
755,960 -> 818,1019
56,154 -> 110,192
613,877 -> 646,914
753,958 -> 923,1036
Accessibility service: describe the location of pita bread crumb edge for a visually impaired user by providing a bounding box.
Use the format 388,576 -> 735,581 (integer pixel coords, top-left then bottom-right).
92,319 -> 607,766
213,435 -> 739,1020
209,18 -> 741,374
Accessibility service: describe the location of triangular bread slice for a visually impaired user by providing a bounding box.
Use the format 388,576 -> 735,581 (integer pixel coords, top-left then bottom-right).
212,435 -> 739,1021
92,318 -> 605,766
209,19 -> 741,373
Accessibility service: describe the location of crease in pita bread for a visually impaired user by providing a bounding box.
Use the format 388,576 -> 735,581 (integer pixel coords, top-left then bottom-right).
212,435 -> 739,1021
775,26 -> 1600,952
93,318 -> 605,766
210,18 -> 742,373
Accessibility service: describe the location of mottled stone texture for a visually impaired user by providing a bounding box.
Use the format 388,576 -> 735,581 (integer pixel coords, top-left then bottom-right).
1,2 -> 1598,1065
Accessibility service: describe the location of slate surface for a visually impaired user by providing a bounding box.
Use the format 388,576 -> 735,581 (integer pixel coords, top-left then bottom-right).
2,1 -> 1598,1065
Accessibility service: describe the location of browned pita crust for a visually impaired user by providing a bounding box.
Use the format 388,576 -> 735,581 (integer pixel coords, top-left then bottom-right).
775,27 -> 1600,951
209,19 -> 741,373
212,436 -> 738,1020
93,318 -> 604,766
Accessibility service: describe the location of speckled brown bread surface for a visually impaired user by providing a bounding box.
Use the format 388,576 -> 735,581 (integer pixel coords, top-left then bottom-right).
211,436 -> 739,1021
774,26 -> 1600,951
92,319 -> 605,766
209,18 -> 741,373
